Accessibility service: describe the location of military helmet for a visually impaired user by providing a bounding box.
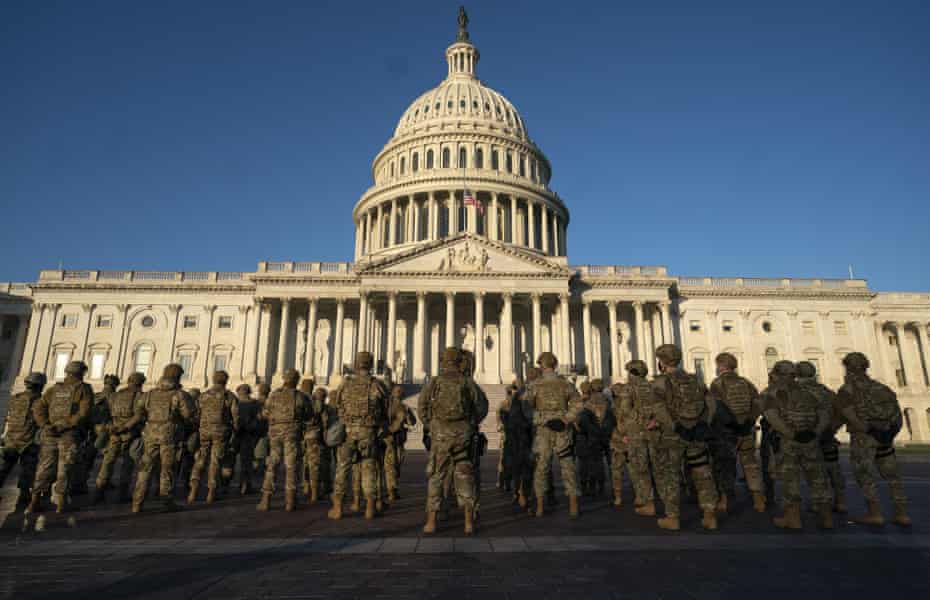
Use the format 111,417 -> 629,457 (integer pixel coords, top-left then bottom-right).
537,352 -> 558,369
236,383 -> 252,395
163,363 -> 184,380
104,374 -> 120,387
796,361 -> 817,379
24,372 -> 47,387
354,351 -> 374,370
842,352 -> 870,372
655,344 -> 682,366
299,378 -> 314,394
625,360 -> 648,378
580,381 -> 591,395
212,370 -> 229,385
312,387 -> 328,400
440,347 -> 461,367
282,368 -> 300,386
65,360 -> 88,376
771,360 -> 798,379
127,372 -> 146,386
590,378 -> 604,392
715,352 -> 738,371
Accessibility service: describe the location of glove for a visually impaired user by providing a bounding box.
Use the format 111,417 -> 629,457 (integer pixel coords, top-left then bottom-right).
793,430 -> 817,444
545,419 -> 567,432
674,423 -> 693,442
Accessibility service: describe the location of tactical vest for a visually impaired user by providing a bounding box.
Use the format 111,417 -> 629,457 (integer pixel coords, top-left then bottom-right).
850,377 -> 898,426
628,378 -> 655,426
430,374 -> 470,423
534,377 -> 568,414
665,371 -> 705,423
779,384 -> 819,432
48,382 -> 79,427
5,391 -> 37,440
268,389 -> 297,426
719,373 -> 754,419
109,388 -> 139,424
339,375 -> 383,426
199,389 -> 229,428
145,389 -> 175,424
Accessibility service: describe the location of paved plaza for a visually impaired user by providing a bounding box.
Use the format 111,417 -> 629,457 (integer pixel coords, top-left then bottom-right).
1,451 -> 928,599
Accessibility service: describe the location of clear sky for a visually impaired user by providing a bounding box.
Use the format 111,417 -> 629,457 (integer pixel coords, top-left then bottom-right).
2,0 -> 929,290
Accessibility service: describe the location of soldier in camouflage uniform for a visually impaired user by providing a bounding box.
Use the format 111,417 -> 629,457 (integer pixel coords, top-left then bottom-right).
328,352 -> 389,521
796,361 -> 847,513
234,384 -> 261,495
187,371 -> 239,504
610,361 -> 656,514
0,372 -> 46,507
650,345 -> 719,531
125,364 -> 193,512
503,379 -> 534,509
176,387 -> 200,493
419,348 -> 486,534
28,361 -> 93,514
708,352 -> 766,513
578,379 -> 611,498
258,368 -> 311,512
382,385 -> 410,504
253,383 -> 271,476
300,382 -> 326,504
523,352 -> 583,519
836,352 -> 911,527
72,374 -> 118,495
761,361 -> 833,530
93,372 -> 146,504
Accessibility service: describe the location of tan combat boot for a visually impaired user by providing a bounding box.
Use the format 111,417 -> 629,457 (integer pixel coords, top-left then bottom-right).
517,490 -> 527,509
131,500 -> 142,514
386,489 -> 396,504
535,496 -> 545,518
52,494 -> 66,514
752,492 -> 767,513
635,501 -> 656,517
702,509 -> 718,531
773,502 -> 803,530
892,502 -> 912,527
464,507 -> 475,536
817,504 -> 834,529
285,490 -> 296,512
309,482 -> 320,505
834,493 -> 848,514
350,496 -> 361,514
853,500 -> 885,526
423,510 -> 437,534
657,514 -> 680,531
364,497 -> 376,520
256,492 -> 271,512
327,497 -> 343,520
613,487 -> 623,510
568,495 -> 580,519
187,482 -> 198,505
205,488 -> 216,504
715,494 -> 728,514
26,493 -> 43,514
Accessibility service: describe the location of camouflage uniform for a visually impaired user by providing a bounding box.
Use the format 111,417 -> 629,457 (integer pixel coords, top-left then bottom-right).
578,382 -> 611,497
610,365 -> 656,511
708,358 -> 765,512
329,353 -> 389,520
300,382 -> 325,503
383,387 -> 411,502
836,352 -> 910,526
522,353 -> 582,517
72,376 -> 117,495
253,384 -> 271,475
94,373 -> 146,502
796,361 -> 847,512
129,368 -> 193,512
188,372 -> 239,503
31,362 -> 93,512
0,373 -> 45,505
258,369 -> 311,511
234,384 -> 262,495
176,387 -> 200,492
761,361 -> 833,529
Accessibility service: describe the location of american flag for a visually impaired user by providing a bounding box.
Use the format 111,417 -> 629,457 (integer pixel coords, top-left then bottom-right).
464,188 -> 484,215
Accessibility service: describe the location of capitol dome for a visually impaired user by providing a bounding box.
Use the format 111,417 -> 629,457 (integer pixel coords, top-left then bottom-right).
353,10 -> 568,263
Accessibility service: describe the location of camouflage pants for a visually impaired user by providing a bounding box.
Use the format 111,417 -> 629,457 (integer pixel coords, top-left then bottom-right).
711,430 -> 763,498
777,440 -> 831,506
0,444 -> 38,494
302,436 -> 323,494
497,429 -> 506,478
611,438 -> 654,505
333,427 -> 378,500
426,429 -> 475,513
849,433 -> 906,505
382,437 -> 401,494
69,436 -> 99,493
33,431 -> 79,498
652,436 -> 718,516
820,438 -> 846,500
133,436 -> 176,502
532,426 -> 578,498
262,435 -> 299,494
190,430 -> 228,491
95,435 -> 136,490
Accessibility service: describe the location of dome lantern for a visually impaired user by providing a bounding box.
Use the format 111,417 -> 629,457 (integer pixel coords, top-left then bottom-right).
446,7 -> 479,79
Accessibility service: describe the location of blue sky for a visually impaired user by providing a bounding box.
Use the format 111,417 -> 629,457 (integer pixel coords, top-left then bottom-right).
2,0 -> 928,290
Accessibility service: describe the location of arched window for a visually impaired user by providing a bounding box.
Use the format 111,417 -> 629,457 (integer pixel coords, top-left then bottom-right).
400,157 -> 405,175
412,152 -> 419,172
475,148 -> 484,169
491,150 -> 499,170
426,149 -> 434,169
442,148 -> 450,168
506,152 -> 512,173
134,343 -> 154,378
458,148 -> 467,168
764,347 -> 779,373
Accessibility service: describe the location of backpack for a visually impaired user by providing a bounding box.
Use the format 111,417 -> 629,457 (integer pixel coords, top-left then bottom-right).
666,371 -> 705,423
430,374 -> 471,423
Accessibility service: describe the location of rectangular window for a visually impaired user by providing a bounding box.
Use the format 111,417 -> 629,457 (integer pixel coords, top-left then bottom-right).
178,354 -> 193,381
54,352 -> 71,380
833,321 -> 848,336
801,321 -> 815,335
60,314 -> 78,328
689,320 -> 701,332
90,351 -> 106,380
95,314 -> 112,328
213,354 -> 228,373
134,345 -> 153,378
217,316 -> 233,329
722,320 -> 734,333
694,358 -> 706,383
183,315 -> 198,329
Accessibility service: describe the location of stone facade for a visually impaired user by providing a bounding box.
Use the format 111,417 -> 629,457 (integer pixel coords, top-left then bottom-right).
2,20 -> 929,445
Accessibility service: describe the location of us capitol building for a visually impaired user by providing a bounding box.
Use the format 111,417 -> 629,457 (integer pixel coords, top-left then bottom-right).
2,15 -> 929,446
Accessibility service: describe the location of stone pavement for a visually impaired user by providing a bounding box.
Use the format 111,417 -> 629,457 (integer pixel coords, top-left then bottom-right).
1,451 -> 928,599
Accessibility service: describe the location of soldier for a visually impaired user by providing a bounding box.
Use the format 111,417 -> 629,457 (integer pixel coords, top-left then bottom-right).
383,385 -> 409,503
649,344 -> 719,531
708,352 -> 766,513
611,360 -> 657,515
126,364 -> 193,512
234,384 -> 261,495
187,371 -> 239,504
796,361 -> 847,513
300,382 -> 326,504
28,361 -> 93,513
836,352 -> 911,526
328,352 -> 388,520
73,374 -> 118,495
93,372 -> 146,504
504,378 -> 533,509
176,387 -> 200,493
459,349 -> 488,518
578,379 -> 611,498
0,372 -> 46,507
419,348 -> 485,535
761,360 -> 833,530
523,352 -> 583,519
253,383 -> 271,476
258,368 -> 311,512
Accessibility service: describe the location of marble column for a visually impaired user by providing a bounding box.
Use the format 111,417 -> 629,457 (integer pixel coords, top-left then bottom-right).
818,311 -> 835,382
201,305 -> 217,385
386,292 -> 397,371
510,196 -> 518,244
582,300 -> 593,375
6,315 -> 29,386
531,293 -> 542,360
41,304 -> 61,376
608,300 -> 620,382
738,309 -> 753,381
707,309 -> 720,364
474,292 -> 485,376
243,300 -> 261,380
236,304 -> 250,379
78,303 -> 95,361
167,305 -> 181,364
275,299 -> 291,376
552,215 -> 560,256
917,323 -> 930,388
527,200 -> 537,250
897,322 -> 911,389
20,304 -> 44,376
445,292 -> 456,348
501,292 -> 514,380
114,304 -> 130,377
354,221 -> 362,259
559,293 -> 571,368
660,301 -> 672,345
389,198 -> 398,246
412,196 -> 421,243
874,321 -> 893,386
427,192 -> 436,240
541,205 -> 550,254
414,292 -> 426,381
490,193 -> 499,241
357,293 -> 369,352
449,191 -> 458,235
633,301 -> 646,363
304,299 -> 318,377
